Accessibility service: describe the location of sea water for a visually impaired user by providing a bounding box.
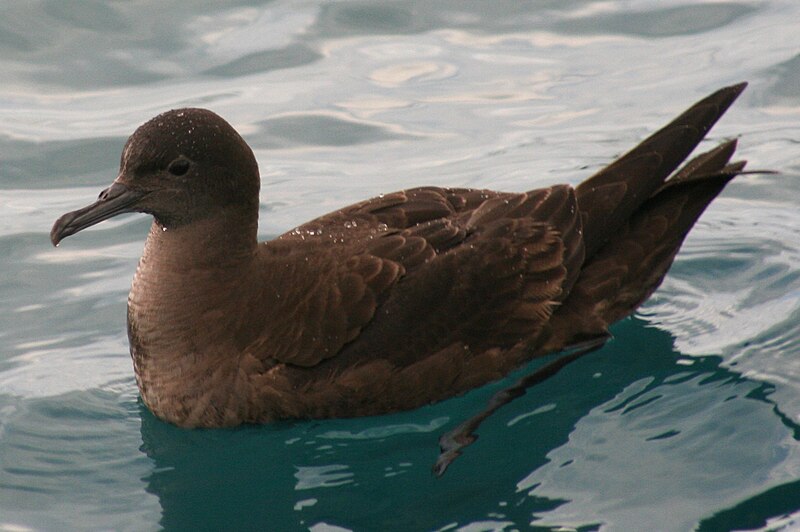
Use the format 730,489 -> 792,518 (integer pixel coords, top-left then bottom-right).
1,1 -> 799,530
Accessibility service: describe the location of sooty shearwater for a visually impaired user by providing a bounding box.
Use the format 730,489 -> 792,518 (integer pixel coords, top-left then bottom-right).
52,83 -> 749,429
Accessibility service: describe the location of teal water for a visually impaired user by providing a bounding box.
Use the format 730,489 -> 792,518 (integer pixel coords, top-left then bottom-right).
2,1 -> 800,530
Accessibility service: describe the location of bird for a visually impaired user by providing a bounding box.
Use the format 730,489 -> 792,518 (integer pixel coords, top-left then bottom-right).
51,82 -> 749,429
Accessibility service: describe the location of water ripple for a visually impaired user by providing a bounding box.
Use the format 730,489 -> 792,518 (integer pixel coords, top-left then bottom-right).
1,0 -> 800,530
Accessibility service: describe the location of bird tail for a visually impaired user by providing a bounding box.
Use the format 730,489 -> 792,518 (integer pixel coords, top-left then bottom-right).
575,82 -> 747,259
543,138 -> 746,351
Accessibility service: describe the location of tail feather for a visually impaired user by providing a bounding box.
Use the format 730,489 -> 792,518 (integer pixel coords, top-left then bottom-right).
543,140 -> 747,352
669,139 -> 739,184
575,82 -> 747,258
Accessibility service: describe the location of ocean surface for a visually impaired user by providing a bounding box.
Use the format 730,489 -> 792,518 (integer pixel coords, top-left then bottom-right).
1,1 -> 799,530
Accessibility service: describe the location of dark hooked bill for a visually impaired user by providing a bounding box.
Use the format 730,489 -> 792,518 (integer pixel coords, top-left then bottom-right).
50,182 -> 146,246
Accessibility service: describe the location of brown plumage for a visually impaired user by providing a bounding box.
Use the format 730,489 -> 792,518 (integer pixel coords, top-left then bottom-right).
51,83 -> 748,428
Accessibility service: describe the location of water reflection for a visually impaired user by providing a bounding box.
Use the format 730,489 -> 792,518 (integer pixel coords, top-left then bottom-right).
2,0 -> 799,529
137,317 -> 799,530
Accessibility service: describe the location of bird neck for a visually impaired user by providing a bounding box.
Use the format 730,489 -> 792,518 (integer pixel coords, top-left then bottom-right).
144,207 -> 259,270
129,206 -> 261,360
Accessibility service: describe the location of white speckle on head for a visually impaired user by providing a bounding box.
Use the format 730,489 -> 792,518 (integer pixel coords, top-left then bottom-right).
121,140 -> 134,172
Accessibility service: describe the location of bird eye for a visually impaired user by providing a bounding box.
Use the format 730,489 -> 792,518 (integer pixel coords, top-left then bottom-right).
167,158 -> 191,176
